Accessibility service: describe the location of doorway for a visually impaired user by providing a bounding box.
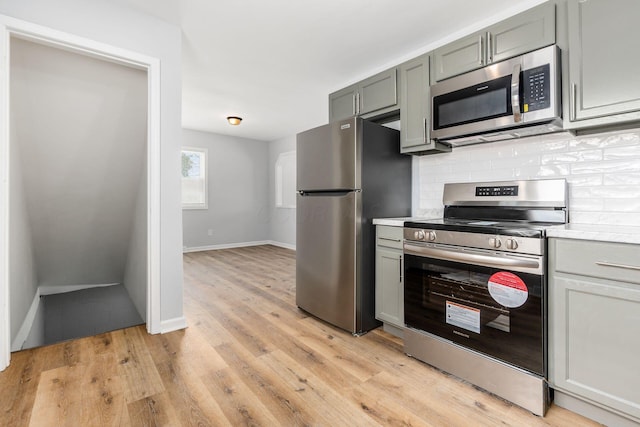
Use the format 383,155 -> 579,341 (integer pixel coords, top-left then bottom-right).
10,36 -> 147,349
0,17 -> 162,370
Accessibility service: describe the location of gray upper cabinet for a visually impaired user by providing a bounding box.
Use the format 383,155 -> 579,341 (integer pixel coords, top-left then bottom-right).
399,54 -> 450,154
565,0 -> 640,126
432,33 -> 485,83
432,2 -> 555,82
328,86 -> 358,122
328,68 -> 397,122
359,68 -> 397,116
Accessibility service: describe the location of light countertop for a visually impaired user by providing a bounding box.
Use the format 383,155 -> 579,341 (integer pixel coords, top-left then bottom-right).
372,217 -> 430,227
373,218 -> 640,245
546,223 -> 640,245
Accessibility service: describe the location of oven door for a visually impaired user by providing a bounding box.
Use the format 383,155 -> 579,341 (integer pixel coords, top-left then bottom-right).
403,242 -> 545,376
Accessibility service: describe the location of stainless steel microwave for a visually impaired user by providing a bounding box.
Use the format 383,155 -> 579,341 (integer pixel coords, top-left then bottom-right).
431,45 -> 562,146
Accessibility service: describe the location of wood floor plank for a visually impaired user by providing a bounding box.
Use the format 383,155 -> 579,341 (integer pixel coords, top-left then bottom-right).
215,340 -> 329,426
126,392 -> 182,427
260,349 -> 384,427
153,357 -> 230,426
111,326 -> 165,403
1,246 -> 605,426
80,353 -> 130,427
202,367 -> 280,426
29,365 -> 83,426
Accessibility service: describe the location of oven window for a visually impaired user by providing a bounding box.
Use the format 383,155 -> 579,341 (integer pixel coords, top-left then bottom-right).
404,254 -> 545,376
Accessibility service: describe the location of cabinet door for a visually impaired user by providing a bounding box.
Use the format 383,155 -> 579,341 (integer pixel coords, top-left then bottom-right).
328,85 -> 357,122
568,0 -> 640,121
400,55 -> 428,150
358,68 -> 397,115
400,55 -> 451,154
490,2 -> 555,64
432,32 -> 484,82
375,247 -> 403,328
550,274 -> 640,420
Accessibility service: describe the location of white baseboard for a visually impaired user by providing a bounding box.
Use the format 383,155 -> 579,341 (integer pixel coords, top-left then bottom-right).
39,282 -> 120,295
160,316 -> 187,333
11,288 -> 41,352
266,240 -> 296,251
183,240 -> 295,253
183,240 -> 269,253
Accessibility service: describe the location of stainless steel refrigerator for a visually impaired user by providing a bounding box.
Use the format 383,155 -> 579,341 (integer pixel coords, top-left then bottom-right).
296,117 -> 412,334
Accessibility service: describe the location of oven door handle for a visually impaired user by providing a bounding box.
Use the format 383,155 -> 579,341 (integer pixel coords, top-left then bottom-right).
404,243 -> 541,273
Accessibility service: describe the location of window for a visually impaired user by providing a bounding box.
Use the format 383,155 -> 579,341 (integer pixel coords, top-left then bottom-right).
181,147 -> 207,209
275,151 -> 296,208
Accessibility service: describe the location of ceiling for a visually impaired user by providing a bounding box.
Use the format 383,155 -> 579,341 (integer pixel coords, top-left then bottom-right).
113,0 -> 544,141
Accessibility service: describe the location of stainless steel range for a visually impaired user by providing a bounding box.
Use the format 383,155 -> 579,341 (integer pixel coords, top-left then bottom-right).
402,179 -> 567,416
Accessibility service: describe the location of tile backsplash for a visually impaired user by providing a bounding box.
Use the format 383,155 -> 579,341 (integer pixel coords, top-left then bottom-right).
416,127 -> 640,227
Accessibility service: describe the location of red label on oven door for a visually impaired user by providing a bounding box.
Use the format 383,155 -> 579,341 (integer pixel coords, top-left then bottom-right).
488,272 -> 528,308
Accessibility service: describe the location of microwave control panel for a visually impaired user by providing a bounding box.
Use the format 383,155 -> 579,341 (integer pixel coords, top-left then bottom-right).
522,64 -> 550,112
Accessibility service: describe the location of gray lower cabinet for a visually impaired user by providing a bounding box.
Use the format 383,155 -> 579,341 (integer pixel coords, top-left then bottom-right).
398,54 -> 450,155
329,68 -> 397,122
565,0 -> 640,127
549,238 -> 640,424
432,1 -> 555,82
375,226 -> 404,335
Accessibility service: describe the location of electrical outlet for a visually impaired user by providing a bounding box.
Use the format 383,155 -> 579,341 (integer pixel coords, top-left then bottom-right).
207,229 -> 214,236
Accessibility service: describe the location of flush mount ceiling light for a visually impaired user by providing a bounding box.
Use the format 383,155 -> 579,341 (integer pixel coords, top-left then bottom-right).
227,116 -> 242,126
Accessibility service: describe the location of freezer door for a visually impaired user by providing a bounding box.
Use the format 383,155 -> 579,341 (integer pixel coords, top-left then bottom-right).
296,117 -> 360,191
296,191 -> 359,332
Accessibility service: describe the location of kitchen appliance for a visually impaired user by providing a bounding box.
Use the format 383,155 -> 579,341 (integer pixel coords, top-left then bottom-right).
403,178 -> 567,416
296,117 -> 411,335
431,45 -> 562,146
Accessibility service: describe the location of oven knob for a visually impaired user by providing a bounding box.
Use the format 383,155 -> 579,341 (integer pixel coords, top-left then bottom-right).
489,237 -> 502,248
427,231 -> 437,242
506,238 -> 519,250
414,230 -> 425,240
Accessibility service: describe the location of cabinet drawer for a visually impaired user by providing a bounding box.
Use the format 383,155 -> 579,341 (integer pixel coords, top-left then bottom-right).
376,226 -> 403,250
553,239 -> 640,285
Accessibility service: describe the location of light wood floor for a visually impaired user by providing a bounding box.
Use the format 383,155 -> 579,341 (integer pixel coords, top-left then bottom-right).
0,245 -> 600,426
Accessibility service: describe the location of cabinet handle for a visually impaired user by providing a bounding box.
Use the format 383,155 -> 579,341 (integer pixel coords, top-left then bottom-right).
356,92 -> 361,115
486,31 -> 492,63
570,84 -> 577,121
379,237 -> 401,243
352,94 -> 357,116
478,35 -> 484,65
399,255 -> 403,282
595,261 -> 640,271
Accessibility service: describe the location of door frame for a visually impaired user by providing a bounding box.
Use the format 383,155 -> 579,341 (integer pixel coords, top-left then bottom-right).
0,15 -> 162,370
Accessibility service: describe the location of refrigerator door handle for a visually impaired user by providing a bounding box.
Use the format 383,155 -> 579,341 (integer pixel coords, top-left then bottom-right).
298,190 -> 360,196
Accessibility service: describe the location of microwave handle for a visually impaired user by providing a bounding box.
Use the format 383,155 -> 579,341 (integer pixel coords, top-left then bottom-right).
511,63 -> 522,122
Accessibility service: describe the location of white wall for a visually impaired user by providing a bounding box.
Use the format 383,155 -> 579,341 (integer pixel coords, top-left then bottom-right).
0,0 -> 184,324
11,37 -> 147,288
8,114 -> 38,344
268,135 -> 296,248
123,161 -> 147,320
182,129 -> 270,250
415,128 -> 640,226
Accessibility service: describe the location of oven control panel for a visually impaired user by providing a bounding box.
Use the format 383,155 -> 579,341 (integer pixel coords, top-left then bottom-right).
475,185 -> 519,197
404,228 -> 543,256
